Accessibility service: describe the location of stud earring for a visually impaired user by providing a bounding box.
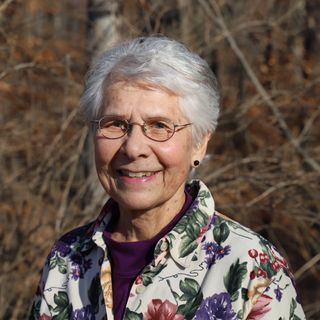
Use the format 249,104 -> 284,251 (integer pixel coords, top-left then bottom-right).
193,160 -> 200,167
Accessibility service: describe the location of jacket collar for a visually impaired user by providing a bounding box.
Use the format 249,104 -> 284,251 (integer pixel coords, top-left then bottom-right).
78,180 -> 215,270
76,200 -> 114,253
158,180 -> 215,268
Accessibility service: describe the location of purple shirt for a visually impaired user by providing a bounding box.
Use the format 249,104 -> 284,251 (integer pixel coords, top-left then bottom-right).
103,191 -> 193,320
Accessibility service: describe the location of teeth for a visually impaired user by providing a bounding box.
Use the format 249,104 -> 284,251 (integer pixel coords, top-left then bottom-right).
122,171 -> 156,178
128,172 -> 154,178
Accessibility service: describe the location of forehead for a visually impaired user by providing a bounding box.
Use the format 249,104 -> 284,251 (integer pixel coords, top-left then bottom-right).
103,81 -> 186,119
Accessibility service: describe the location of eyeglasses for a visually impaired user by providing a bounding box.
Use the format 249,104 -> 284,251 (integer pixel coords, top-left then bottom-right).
91,116 -> 192,142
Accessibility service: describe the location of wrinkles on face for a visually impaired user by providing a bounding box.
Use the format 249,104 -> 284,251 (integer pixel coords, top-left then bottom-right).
94,82 -> 206,240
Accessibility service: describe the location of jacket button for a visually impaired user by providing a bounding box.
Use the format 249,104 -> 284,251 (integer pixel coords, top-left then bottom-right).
160,240 -> 168,252
136,285 -> 145,294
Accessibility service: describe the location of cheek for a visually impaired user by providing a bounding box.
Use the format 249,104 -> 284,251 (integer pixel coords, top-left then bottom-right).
94,141 -> 104,167
158,140 -> 192,170
94,139 -> 114,168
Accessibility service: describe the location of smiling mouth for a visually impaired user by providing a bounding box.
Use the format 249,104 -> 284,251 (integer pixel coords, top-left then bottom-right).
118,170 -> 160,178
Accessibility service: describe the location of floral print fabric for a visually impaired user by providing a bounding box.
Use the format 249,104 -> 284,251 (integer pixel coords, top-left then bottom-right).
30,180 -> 305,319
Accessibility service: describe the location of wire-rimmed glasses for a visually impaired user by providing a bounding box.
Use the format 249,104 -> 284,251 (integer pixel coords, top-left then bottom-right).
91,116 -> 192,142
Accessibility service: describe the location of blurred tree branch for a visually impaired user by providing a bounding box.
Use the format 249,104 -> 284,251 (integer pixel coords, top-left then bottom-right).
295,253 -> 320,280
0,62 -> 36,80
199,0 -> 320,172
0,0 -> 14,18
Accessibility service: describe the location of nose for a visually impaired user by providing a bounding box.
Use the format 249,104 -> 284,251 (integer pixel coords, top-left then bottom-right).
127,122 -> 144,130
121,123 -> 151,160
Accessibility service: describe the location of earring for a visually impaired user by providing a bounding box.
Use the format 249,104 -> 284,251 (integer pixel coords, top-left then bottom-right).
193,160 -> 200,167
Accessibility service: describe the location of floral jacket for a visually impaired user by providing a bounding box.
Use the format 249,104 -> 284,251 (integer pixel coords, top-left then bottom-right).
30,180 -> 305,320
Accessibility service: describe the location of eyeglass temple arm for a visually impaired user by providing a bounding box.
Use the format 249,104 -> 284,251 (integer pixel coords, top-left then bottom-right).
174,123 -> 193,129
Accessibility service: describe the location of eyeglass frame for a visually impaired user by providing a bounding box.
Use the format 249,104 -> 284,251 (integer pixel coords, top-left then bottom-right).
91,116 -> 193,142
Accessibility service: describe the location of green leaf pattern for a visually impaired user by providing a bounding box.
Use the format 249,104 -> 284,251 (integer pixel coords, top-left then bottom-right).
29,180 -> 306,320
223,259 -> 248,301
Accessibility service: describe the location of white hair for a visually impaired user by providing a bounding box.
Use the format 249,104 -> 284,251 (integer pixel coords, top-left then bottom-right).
80,36 -> 220,145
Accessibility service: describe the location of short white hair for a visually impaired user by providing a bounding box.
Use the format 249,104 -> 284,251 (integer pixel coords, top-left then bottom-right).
80,36 -> 220,145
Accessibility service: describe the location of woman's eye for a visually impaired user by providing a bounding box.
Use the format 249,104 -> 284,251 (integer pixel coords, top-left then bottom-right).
112,120 -> 124,127
109,120 -> 127,130
150,121 -> 170,130
100,119 -> 126,131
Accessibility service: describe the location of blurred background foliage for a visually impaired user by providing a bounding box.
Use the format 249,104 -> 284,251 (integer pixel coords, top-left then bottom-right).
0,0 -> 319,318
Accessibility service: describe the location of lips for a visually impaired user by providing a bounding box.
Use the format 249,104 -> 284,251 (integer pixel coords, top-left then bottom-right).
118,169 -> 160,178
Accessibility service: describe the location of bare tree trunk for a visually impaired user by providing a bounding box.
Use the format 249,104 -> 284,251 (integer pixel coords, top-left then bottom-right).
83,0 -> 124,209
178,0 -> 193,44
88,0 -> 122,55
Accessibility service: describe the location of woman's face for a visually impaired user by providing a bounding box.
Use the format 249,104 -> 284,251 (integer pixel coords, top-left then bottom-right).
95,82 -> 207,213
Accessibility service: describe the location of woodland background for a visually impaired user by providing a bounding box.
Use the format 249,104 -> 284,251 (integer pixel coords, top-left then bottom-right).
1,0 -> 319,319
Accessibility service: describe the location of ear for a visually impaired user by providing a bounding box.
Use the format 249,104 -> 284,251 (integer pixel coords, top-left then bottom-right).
191,133 -> 211,165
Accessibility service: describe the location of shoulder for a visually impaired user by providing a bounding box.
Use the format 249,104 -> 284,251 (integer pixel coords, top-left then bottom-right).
206,210 -> 290,279
212,211 -> 276,253
36,221 -> 97,288
198,211 -> 305,319
47,222 -> 95,260
30,221 -> 101,318
186,180 -> 292,282
56,222 -> 94,247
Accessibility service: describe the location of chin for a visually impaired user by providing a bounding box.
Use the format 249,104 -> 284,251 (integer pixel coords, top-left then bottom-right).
116,195 -> 160,212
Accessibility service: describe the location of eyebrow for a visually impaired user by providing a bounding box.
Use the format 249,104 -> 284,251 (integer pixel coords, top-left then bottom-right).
100,114 -> 127,120
101,114 -> 175,123
143,116 -> 174,122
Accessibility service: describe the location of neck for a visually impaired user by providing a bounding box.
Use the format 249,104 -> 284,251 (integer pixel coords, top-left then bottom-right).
111,190 -> 186,242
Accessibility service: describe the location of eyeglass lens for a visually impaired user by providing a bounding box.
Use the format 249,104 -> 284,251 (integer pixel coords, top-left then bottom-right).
99,118 -> 175,141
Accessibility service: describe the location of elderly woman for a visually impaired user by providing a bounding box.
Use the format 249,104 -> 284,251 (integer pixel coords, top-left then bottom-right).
30,36 -> 305,320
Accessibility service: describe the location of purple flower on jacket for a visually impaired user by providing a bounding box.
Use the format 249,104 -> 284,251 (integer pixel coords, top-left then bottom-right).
70,252 -> 83,265
203,242 -> 217,254
205,254 -> 217,269
53,241 -> 71,257
83,258 -> 93,272
60,224 -> 89,245
274,285 -> 283,302
195,292 -> 237,320
215,245 -> 231,260
71,305 -> 95,320
71,265 -> 83,280
203,243 -> 231,268
61,233 -> 78,245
